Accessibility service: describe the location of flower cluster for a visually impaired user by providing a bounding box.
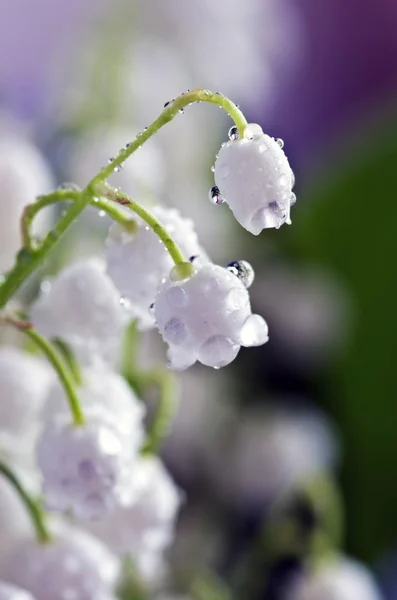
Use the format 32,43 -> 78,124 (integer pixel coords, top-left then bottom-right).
0,86 -> 377,600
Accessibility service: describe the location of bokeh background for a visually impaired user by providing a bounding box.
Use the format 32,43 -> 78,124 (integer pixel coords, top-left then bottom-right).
1,0 -> 397,598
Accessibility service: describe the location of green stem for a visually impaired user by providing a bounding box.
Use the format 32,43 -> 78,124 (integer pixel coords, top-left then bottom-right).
0,193 -> 90,308
89,88 -> 247,188
101,183 -> 192,270
24,328 -> 85,426
0,461 -> 51,544
52,338 -> 83,386
139,368 -> 177,455
22,189 -> 136,249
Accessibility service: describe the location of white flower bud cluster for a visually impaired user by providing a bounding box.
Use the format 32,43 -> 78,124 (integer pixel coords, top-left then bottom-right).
214,124 -> 295,234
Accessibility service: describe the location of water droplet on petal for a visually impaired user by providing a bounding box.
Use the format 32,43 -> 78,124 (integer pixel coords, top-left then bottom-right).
258,144 -> 268,154
164,317 -> 187,345
240,314 -> 269,347
198,335 -> 239,368
149,302 -> 155,314
225,287 -> 249,310
40,280 -> 51,293
210,165 -> 215,173
209,186 -> 225,205
98,210 -> 106,217
243,123 -> 263,140
251,202 -> 287,231
291,169 -> 295,188
290,192 -> 297,206
166,286 -> 187,307
119,297 -> 126,305
228,126 -> 239,141
279,174 -> 289,188
227,260 -> 255,288
276,138 -> 285,148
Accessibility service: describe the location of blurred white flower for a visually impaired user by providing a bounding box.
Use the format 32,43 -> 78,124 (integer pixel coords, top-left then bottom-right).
68,126 -> 165,200
210,402 -> 339,509
30,257 -> 127,364
85,456 -> 181,581
285,557 -> 382,600
250,265 -> 351,367
0,132 -> 53,274
0,347 -> 52,455
4,525 -> 119,600
0,581 -> 37,600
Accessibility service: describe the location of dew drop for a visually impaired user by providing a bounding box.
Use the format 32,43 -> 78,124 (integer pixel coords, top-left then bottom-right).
57,182 -> 81,191
40,280 -> 51,293
108,157 -> 115,164
228,126 -> 239,141
278,174 -> 289,188
179,107 -> 185,114
276,138 -> 285,148
210,165 -> 215,173
243,123 -> 263,140
226,260 -> 255,289
240,314 -> 269,347
149,302 -> 155,314
166,286 -> 187,308
164,100 -> 171,108
198,335 -> 239,368
164,317 -> 187,345
290,192 -> 297,206
98,210 -> 106,217
209,186 -> 225,205
119,297 -> 126,305
189,255 -> 198,263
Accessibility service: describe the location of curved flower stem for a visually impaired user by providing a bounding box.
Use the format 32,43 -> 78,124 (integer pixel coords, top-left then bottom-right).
89,88 -> 247,188
137,368 -> 177,456
52,338 -> 83,386
101,183 -> 193,271
1,316 -> 85,426
22,189 -> 136,250
0,193 -> 90,308
0,461 -> 51,544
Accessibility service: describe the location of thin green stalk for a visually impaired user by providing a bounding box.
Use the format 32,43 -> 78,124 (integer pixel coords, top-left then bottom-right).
0,193 -> 90,308
0,461 -> 51,544
22,189 -> 136,250
24,328 -> 85,426
52,338 -> 83,386
140,368 -> 177,455
101,183 -> 192,270
89,88 -> 247,188
0,316 -> 85,426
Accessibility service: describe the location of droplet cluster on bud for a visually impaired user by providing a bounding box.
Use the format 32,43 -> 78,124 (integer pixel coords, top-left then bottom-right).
154,262 -> 268,370
213,123 -> 295,234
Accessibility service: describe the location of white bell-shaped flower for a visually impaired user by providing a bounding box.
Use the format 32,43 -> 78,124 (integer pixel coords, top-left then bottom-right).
30,258 -> 127,363
0,132 -> 53,274
44,366 -> 145,443
0,347 -> 51,453
37,414 -> 140,520
154,262 -> 268,370
285,557 -> 382,600
105,206 -> 208,330
4,527 -> 119,600
0,582 -> 37,600
86,456 -> 181,579
214,124 -> 295,235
